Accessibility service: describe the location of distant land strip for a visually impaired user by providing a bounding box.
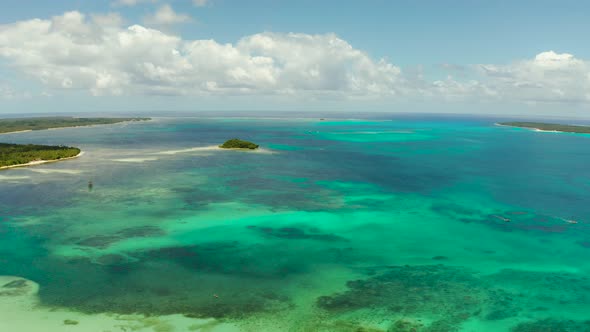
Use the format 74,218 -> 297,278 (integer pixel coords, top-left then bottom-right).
498,122 -> 590,134
0,117 -> 150,134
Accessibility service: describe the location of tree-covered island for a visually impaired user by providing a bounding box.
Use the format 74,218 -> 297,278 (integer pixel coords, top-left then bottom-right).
0,143 -> 81,168
0,117 -> 150,134
499,122 -> 590,134
0,117 -> 151,169
219,138 -> 259,150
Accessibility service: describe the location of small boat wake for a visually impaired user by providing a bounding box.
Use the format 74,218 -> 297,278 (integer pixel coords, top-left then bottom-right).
561,218 -> 578,224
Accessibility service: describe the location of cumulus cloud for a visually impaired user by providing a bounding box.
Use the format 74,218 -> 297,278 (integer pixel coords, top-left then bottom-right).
0,84 -> 31,100
0,11 -> 588,104
91,13 -> 125,27
144,5 -> 192,26
474,51 -> 590,103
0,86 -> 16,100
193,0 -> 209,7
112,0 -> 156,7
0,11 -> 404,97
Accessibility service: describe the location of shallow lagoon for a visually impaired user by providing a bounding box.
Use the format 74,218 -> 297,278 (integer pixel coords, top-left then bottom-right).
1,115 -> 590,331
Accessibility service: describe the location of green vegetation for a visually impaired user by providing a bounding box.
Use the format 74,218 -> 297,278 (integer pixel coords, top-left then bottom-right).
499,122 -> 590,134
0,117 -> 150,134
219,138 -> 259,150
0,143 -> 80,168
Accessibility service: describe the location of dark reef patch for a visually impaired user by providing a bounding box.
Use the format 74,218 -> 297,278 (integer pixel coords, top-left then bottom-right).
76,235 -> 121,249
431,203 -> 478,217
483,269 -> 590,309
247,225 -> 349,242
76,226 -> 166,249
0,279 -> 30,296
63,319 -> 79,325
511,319 -> 590,332
135,239 -> 351,278
31,237 -> 367,319
315,265 -> 590,330
94,254 -> 131,266
117,226 -> 165,238
35,252 -> 294,319
2,279 -> 27,289
316,265 -> 484,320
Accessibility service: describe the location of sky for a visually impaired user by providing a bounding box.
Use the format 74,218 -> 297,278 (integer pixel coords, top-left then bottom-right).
0,0 -> 589,116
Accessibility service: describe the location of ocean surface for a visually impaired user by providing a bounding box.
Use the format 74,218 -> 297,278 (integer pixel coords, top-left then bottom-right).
1,115 -> 590,331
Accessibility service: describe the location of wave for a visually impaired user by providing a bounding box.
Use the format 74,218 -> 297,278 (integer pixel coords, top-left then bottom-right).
111,157 -> 160,163
27,168 -> 84,174
0,175 -> 30,181
154,146 -> 221,155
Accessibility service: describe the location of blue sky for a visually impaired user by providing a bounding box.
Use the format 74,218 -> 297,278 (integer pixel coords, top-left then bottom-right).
0,0 -> 589,116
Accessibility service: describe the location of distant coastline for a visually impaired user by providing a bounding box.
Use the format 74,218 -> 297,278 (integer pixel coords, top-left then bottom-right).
497,121 -> 590,134
0,117 -> 151,135
0,129 -> 33,135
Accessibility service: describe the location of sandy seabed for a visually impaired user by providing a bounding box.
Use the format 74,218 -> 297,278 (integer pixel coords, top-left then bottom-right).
0,275 -> 240,332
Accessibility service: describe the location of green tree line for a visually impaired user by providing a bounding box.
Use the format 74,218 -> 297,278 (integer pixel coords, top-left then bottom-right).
0,143 -> 81,167
0,117 -> 150,134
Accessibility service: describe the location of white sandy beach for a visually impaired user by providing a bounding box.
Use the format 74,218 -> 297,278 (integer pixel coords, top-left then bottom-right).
0,152 -> 84,171
0,129 -> 33,135
495,122 -> 572,133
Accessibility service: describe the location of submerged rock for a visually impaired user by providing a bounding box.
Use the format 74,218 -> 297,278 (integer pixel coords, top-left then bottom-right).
2,279 -> 27,288
0,278 -> 31,296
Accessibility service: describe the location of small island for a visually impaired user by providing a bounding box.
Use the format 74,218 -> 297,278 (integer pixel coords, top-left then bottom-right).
0,143 -> 81,169
499,122 -> 590,134
219,138 -> 259,150
0,117 -> 150,134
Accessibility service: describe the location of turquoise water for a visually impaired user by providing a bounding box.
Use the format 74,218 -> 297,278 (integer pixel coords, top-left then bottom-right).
1,115 -> 590,331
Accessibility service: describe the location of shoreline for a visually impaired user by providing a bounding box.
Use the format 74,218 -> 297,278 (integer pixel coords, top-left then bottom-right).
0,118 -> 151,136
495,122 -> 565,133
0,275 -> 238,332
0,129 -> 33,135
0,151 -> 83,171
495,122 -> 590,134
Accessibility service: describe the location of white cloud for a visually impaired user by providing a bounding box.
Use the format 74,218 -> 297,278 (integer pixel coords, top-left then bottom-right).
91,13 -> 125,27
113,0 -> 210,7
144,5 -> 192,26
0,11 -> 589,105
112,0 -> 156,7
0,84 -> 31,100
193,0 -> 209,7
0,86 -> 16,100
0,11 -> 404,97
474,51 -> 590,103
